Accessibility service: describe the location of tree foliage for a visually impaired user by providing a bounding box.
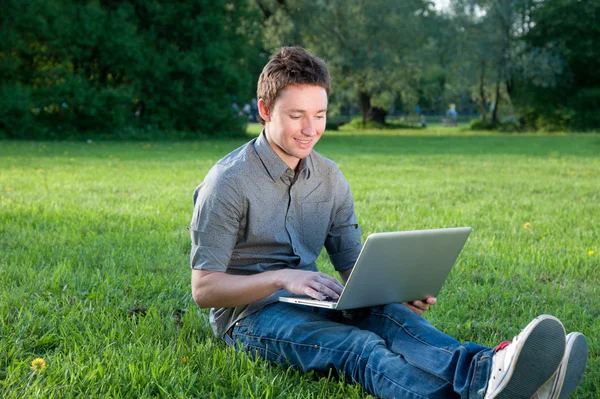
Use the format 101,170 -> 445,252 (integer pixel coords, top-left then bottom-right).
451,0 -> 600,131
0,0 -> 263,138
516,0 -> 600,130
2,0 -> 598,136
258,0 -> 432,124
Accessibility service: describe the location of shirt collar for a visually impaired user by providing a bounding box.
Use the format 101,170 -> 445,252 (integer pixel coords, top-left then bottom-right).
254,130 -> 312,182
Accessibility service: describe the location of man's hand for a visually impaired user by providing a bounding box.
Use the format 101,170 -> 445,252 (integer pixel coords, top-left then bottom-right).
276,269 -> 344,301
402,297 -> 437,315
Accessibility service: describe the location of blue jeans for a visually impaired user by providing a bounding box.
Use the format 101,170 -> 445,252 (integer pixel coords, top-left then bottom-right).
223,302 -> 494,399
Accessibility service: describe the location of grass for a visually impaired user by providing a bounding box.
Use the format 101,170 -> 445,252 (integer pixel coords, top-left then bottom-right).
1,126 -> 599,398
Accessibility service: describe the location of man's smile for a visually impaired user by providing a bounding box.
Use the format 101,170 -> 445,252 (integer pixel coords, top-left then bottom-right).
294,138 -> 312,145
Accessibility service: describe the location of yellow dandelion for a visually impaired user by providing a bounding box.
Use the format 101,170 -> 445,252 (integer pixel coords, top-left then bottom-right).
31,358 -> 47,371
589,250 -> 595,256
181,356 -> 189,364
7,187 -> 12,192
36,169 -> 44,173
523,222 -> 531,229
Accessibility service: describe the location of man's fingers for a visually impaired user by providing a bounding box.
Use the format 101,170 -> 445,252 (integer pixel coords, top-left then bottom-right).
313,283 -> 340,299
304,287 -> 325,300
411,300 -> 430,311
318,274 -> 344,292
293,272 -> 344,300
402,302 -> 424,315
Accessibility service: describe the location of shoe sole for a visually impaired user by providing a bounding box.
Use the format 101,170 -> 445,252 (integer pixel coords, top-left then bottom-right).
494,316 -> 566,399
556,333 -> 588,399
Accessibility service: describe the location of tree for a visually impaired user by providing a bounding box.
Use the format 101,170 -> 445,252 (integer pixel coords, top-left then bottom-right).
517,0 -> 600,130
450,0 -> 520,124
258,0 -> 431,125
0,0 -> 264,138
449,0 -> 599,131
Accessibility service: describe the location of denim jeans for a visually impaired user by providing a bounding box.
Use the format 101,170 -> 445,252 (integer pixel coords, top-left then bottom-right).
223,302 -> 495,399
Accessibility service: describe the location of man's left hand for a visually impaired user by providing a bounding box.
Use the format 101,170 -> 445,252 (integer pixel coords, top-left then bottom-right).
402,297 -> 436,315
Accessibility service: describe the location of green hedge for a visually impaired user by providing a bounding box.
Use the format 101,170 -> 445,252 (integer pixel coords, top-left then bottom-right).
0,0 -> 263,139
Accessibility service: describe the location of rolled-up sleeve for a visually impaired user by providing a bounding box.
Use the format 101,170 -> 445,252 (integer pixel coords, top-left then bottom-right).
190,172 -> 241,271
324,175 -> 362,272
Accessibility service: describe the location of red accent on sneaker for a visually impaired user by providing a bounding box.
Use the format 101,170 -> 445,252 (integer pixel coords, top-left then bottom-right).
494,341 -> 511,352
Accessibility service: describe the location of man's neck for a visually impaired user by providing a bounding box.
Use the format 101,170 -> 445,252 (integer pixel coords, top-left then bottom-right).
263,129 -> 301,171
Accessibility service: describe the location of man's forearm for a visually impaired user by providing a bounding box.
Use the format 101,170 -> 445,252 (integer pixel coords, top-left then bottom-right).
192,269 -> 282,308
192,268 -> 345,308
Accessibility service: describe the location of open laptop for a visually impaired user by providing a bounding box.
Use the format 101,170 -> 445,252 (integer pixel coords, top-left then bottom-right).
279,227 -> 471,310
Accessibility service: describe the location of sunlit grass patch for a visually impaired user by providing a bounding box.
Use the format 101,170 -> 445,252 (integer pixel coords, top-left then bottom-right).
1,129 -> 599,397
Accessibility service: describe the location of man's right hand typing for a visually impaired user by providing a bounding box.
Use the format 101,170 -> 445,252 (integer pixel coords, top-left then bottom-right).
191,269 -> 343,308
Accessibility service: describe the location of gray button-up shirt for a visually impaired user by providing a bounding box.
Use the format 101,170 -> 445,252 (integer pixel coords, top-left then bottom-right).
190,131 -> 362,338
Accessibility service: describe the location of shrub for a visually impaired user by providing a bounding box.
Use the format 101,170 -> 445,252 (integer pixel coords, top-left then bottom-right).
469,119 -> 496,131
469,118 -> 521,133
0,0 -> 262,139
341,117 -> 419,130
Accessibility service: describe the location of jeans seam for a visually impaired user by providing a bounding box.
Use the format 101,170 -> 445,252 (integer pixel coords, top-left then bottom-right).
242,333 -> 366,357
239,333 -> 369,385
372,311 -> 454,355
472,352 -> 490,398
245,306 -> 266,332
365,362 -> 432,399
474,359 -> 482,398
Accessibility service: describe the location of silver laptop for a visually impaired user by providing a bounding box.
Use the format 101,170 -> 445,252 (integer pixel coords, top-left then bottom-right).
279,227 -> 471,310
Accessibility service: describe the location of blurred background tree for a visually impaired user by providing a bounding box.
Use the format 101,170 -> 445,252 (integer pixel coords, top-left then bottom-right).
451,0 -> 600,131
1,0 -> 598,138
0,0 -> 264,138
258,0 -> 431,125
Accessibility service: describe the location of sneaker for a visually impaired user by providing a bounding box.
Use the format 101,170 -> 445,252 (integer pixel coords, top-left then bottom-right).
484,315 -> 566,399
531,332 -> 588,399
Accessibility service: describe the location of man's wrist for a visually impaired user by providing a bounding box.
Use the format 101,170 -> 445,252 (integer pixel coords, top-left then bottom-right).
270,269 -> 286,291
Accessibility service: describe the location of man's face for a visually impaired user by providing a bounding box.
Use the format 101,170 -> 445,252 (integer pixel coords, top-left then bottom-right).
260,84 -> 328,170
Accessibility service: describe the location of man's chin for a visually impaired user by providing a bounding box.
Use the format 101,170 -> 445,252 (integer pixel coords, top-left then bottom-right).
295,149 -> 313,159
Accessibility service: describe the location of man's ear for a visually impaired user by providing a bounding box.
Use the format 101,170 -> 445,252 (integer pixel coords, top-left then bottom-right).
257,99 -> 271,122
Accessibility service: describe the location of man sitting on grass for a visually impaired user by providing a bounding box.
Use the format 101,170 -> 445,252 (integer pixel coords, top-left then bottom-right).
189,46 -> 588,399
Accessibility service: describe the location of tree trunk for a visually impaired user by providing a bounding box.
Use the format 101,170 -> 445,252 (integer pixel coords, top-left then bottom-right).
492,79 -> 501,125
369,107 -> 387,124
479,60 -> 487,121
358,91 -> 371,125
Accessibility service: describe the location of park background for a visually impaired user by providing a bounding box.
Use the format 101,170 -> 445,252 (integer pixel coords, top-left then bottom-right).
1,0 -> 599,397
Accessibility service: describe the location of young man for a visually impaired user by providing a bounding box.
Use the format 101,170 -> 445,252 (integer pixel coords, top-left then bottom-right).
190,47 -> 588,398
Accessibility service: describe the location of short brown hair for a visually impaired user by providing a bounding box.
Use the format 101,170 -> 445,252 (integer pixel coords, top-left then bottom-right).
256,46 -> 331,125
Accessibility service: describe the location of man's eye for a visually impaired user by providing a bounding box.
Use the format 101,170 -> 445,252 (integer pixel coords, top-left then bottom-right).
316,115 -> 325,119
290,115 -> 302,120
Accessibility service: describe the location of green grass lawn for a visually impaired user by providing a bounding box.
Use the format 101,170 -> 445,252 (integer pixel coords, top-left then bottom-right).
1,126 -> 599,398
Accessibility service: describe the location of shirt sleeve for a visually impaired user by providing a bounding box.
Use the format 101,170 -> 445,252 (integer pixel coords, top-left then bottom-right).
189,171 -> 242,271
324,172 -> 362,272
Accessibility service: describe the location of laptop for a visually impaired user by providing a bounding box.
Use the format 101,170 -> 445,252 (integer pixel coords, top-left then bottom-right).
279,227 -> 471,310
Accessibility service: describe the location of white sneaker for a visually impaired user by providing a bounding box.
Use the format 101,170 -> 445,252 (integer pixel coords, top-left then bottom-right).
484,315 -> 566,399
531,332 -> 588,399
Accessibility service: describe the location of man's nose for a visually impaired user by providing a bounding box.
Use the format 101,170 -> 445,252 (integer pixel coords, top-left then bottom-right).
301,118 -> 317,136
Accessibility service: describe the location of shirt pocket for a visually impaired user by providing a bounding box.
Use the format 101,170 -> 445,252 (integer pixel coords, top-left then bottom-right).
301,200 -> 333,254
